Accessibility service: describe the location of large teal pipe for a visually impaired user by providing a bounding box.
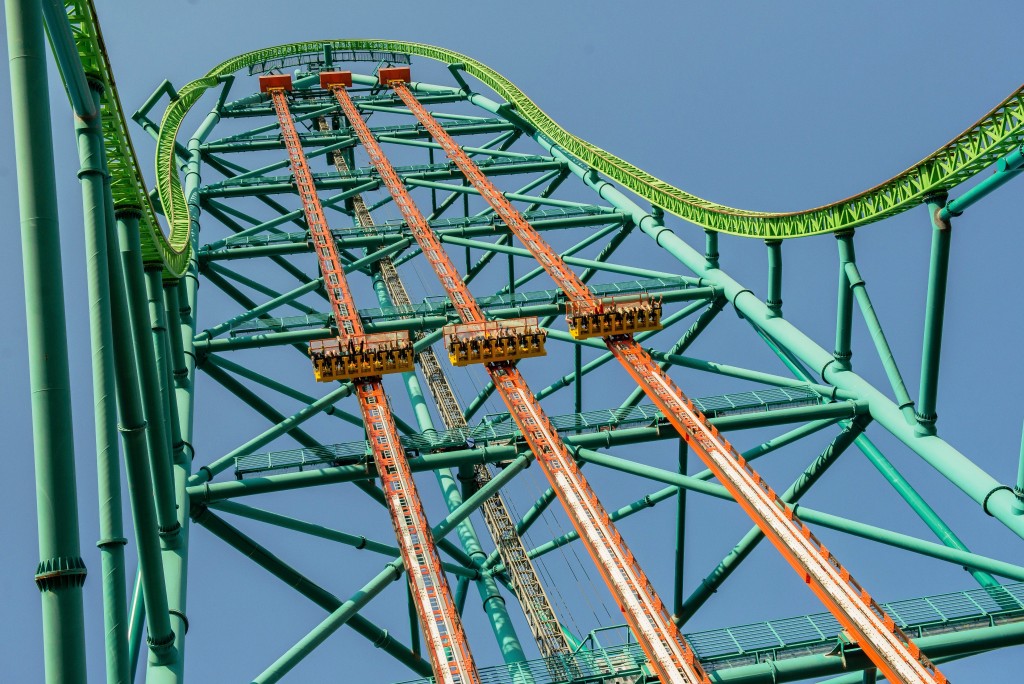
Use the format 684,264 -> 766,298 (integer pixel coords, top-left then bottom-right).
916,194 -> 952,431
250,454 -> 532,683
939,143 -> 1024,221
6,1 -> 88,678
834,231 -> 855,369
843,260 -> 917,423
105,202 -> 176,666
115,210 -> 182,545
193,508 -> 433,677
756,326 -> 999,587
76,82 -> 129,683
39,0 -> 96,118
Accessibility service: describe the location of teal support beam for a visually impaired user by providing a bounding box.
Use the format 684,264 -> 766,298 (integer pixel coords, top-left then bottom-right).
194,277 -> 324,341
765,239 -> 783,317
203,355 -> 364,430
206,501 -> 478,579
75,82 -> 129,684
249,454 -> 532,684
1016,420 -> 1024,512
39,0 -> 96,118
939,143 -> 1024,221
7,1 -> 88,678
189,369 -> 356,483
192,508 -> 433,677
441,234 -> 676,280
115,210 -> 182,546
844,258 -> 917,423
756,327 -> 999,588
578,450 -> 1024,582
704,229 -> 719,269
672,441 -> 688,621
574,345 -> 583,417
675,417 -> 870,625
127,568 -> 144,681
203,263 -> 317,315
105,202 -> 174,666
916,193 -> 952,433
544,328 -> 848,400
834,230 -> 855,369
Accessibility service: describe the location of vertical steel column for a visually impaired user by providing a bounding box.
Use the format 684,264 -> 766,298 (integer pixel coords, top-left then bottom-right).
151,103 -> 226,682
765,239 -> 783,318
704,229 -> 719,269
1016,420 -> 1024,513
672,441 -> 688,621
76,81 -> 130,683
106,210 -> 175,666
916,194 -> 952,434
6,1 -> 88,678
115,210 -> 182,544
834,230 -> 855,369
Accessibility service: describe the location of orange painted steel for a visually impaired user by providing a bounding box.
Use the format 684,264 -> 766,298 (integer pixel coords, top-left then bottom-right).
389,83 -> 946,684
333,81 -> 711,684
268,89 -> 480,684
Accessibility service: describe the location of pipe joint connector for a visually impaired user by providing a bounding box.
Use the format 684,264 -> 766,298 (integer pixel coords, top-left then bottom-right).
982,485 -> 1015,517
169,609 -> 190,634
96,536 -> 128,550
114,204 -> 143,220
146,629 -> 176,651
34,556 -> 88,591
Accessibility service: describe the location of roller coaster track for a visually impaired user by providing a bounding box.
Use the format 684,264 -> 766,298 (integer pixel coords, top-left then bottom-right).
54,4 -> 1024,276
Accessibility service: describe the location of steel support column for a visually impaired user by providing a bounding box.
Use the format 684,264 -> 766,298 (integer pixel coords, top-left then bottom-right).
7,1 -> 87,677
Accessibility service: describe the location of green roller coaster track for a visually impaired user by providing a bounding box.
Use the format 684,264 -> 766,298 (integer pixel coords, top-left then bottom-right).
59,0 -> 1024,278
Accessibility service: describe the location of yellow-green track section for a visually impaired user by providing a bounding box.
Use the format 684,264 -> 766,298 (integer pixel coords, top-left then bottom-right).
63,5 -> 1024,278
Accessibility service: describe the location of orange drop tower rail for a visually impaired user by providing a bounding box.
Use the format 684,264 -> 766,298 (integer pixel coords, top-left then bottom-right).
260,74 -> 481,684
325,70 -> 714,684
381,71 -> 946,684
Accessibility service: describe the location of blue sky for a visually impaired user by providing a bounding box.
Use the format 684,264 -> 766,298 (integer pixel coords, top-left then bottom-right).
2,1 -> 1023,681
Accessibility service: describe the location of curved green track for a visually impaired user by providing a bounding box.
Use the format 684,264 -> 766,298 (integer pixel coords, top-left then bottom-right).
64,10 -> 1024,277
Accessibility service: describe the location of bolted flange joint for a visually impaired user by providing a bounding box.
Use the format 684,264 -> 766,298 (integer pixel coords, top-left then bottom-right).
35,556 -> 87,591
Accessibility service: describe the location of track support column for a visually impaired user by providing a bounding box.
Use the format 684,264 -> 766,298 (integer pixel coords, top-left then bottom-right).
834,230 -> 855,370
76,80 -> 130,683
915,193 -> 951,434
6,0 -> 88,678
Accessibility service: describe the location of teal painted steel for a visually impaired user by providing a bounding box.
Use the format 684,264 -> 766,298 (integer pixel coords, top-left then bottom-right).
76,83 -> 130,684
7,1 -> 88,679
916,194 -> 952,431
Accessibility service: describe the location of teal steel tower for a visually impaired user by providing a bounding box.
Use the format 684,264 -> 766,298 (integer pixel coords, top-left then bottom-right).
7,2 -> 1024,682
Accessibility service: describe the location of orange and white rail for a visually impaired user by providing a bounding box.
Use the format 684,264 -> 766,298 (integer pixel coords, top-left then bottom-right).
328,73 -> 712,684
263,77 -> 480,684
385,78 -> 947,683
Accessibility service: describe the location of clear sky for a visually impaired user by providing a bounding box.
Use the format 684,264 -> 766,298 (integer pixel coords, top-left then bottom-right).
2,1 -> 1023,682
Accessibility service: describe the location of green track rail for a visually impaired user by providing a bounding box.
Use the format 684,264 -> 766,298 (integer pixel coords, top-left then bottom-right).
68,2 -> 1024,277
61,1 -> 180,272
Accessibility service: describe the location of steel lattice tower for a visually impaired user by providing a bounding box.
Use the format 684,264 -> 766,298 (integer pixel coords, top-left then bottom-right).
7,2 -> 1024,683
